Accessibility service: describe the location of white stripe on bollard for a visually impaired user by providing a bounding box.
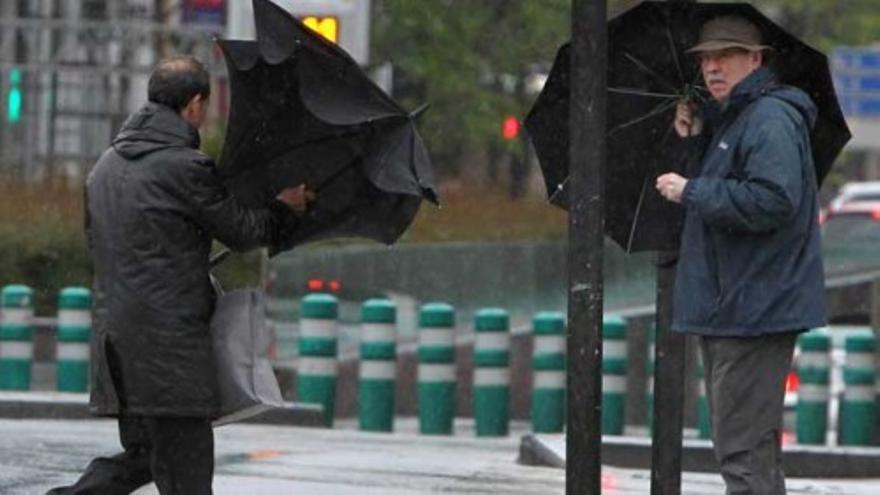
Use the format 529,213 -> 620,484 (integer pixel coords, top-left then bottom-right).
1,309 -> 32,324
797,384 -> 830,402
418,363 -> 455,382
604,340 -> 627,359
647,377 -> 654,395
359,360 -> 396,380
298,356 -> 338,376
299,319 -> 337,338
361,323 -> 396,343
534,370 -> 565,388
602,374 -> 627,393
843,385 -> 876,402
534,336 -> 564,354
475,332 -> 509,352
844,354 -> 875,370
798,353 -> 830,369
419,329 -> 454,347
58,310 -> 91,327
56,343 -> 90,360
0,342 -> 32,359
474,368 -> 510,386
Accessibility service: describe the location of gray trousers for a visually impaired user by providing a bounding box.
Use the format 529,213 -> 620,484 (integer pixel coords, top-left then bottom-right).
700,332 -> 798,495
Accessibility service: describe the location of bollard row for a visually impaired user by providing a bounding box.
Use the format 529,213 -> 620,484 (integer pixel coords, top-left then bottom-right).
0,284 -> 92,393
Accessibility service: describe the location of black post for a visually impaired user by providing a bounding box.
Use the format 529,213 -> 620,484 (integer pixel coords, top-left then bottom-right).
650,251 -> 685,495
567,0 -> 607,493
650,2 -> 693,494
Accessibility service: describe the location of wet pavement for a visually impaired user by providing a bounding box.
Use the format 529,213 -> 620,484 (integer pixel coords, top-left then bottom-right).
0,418 -> 878,494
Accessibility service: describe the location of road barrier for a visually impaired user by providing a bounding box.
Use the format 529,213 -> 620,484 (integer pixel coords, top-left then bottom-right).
531,312 -> 565,433
417,302 -> 456,435
796,331 -> 831,445
297,293 -> 339,427
473,308 -> 510,437
696,356 -> 710,440
0,285 -> 34,390
56,287 -> 92,392
358,298 -> 397,432
602,315 -> 627,435
838,331 -> 876,446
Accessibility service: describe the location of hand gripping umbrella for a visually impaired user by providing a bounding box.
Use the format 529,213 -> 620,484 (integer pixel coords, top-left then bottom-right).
216,0 -> 437,254
525,1 -> 851,252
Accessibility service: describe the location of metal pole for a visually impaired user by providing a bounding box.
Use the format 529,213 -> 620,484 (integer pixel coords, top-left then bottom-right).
567,0 -> 606,493
650,2 -> 693,494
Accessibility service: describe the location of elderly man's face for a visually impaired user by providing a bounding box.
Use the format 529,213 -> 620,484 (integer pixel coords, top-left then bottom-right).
699,48 -> 763,102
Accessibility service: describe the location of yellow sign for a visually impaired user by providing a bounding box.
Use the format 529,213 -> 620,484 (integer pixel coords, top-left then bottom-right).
302,16 -> 339,43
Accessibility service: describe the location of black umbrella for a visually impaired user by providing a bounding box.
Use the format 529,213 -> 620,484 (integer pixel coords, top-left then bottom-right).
525,0 -> 851,252
216,0 -> 437,253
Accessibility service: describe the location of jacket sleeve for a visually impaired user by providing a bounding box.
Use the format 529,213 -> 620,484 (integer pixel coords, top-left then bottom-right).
681,110 -> 804,233
181,156 -> 301,253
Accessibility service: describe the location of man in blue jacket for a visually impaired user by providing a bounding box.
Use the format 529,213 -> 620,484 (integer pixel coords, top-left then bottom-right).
656,16 -> 825,494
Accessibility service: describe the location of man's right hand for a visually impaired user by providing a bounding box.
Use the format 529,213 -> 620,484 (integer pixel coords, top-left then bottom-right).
276,184 -> 315,213
674,100 -> 702,138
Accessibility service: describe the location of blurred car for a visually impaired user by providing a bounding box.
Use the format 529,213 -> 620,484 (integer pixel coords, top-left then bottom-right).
820,200 -> 880,272
828,181 -> 880,212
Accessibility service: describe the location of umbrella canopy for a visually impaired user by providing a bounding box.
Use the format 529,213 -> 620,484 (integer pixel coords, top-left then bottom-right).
525,0 -> 851,252
217,0 -> 437,252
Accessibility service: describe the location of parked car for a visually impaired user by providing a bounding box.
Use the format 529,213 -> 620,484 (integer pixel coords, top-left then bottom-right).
821,200 -> 880,273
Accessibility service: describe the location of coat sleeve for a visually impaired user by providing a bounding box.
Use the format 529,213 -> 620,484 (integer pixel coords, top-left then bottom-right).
681,108 -> 804,234
180,156 -> 301,253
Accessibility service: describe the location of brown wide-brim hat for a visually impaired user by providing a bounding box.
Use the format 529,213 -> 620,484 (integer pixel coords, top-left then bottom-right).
687,15 -> 773,53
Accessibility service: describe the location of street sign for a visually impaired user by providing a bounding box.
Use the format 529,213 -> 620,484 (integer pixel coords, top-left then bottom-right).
833,47 -> 880,119
184,0 -> 226,27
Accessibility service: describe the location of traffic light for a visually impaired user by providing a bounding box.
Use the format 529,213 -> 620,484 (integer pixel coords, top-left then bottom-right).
6,68 -> 22,124
501,115 -> 520,141
302,16 -> 339,44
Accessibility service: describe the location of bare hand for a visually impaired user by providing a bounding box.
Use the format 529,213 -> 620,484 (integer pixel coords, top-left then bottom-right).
674,100 -> 702,138
656,173 -> 688,204
276,184 -> 315,213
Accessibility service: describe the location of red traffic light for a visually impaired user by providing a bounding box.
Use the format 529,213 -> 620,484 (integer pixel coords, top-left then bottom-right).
502,115 -> 520,141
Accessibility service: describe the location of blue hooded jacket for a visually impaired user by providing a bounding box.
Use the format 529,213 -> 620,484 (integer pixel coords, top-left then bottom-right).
672,67 -> 826,336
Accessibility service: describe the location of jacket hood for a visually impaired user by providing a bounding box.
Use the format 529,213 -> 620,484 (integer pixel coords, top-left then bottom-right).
112,103 -> 201,159
725,67 -> 818,130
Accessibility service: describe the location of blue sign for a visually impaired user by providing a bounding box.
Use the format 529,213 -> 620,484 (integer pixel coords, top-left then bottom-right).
184,0 -> 225,27
833,48 -> 880,118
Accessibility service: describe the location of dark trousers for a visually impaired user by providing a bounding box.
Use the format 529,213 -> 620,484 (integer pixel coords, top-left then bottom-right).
700,332 -> 798,495
48,416 -> 214,495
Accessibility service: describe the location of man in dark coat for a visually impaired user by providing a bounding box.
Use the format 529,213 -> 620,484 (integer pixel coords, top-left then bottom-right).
49,56 -> 312,494
656,16 -> 824,495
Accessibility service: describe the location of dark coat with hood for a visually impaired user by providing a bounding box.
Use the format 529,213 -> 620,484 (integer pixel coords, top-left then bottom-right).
86,102 -> 299,417
672,67 -> 826,337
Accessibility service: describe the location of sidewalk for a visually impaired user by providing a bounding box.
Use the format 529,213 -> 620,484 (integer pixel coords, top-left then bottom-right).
0,418 -> 878,494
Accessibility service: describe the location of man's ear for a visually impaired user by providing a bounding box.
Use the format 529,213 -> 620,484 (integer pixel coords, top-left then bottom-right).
751,50 -> 763,68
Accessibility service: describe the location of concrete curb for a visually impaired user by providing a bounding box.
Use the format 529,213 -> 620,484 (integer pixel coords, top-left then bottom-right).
0,392 -> 326,427
519,433 -> 880,478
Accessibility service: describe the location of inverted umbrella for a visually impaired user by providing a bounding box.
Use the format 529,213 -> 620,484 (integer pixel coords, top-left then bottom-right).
525,0 -> 851,252
216,0 -> 437,253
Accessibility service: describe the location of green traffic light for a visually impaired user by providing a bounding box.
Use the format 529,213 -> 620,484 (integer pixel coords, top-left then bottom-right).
7,68 -> 22,124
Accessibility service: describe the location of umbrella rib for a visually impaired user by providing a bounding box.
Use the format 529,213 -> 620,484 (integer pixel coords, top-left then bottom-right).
626,175 -> 650,253
608,87 -> 680,99
665,24 -> 686,87
549,176 -> 568,204
607,98 -> 679,137
623,52 -> 679,93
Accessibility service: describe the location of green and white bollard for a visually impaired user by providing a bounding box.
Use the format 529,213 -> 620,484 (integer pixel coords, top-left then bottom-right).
56,287 -> 93,392
418,303 -> 456,435
297,293 -> 339,426
796,330 -> 830,445
838,332 -> 876,446
602,315 -> 627,435
646,325 -> 655,432
697,357 -> 711,440
358,298 -> 397,432
473,308 -> 510,437
0,285 -> 34,390
531,312 -> 566,433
